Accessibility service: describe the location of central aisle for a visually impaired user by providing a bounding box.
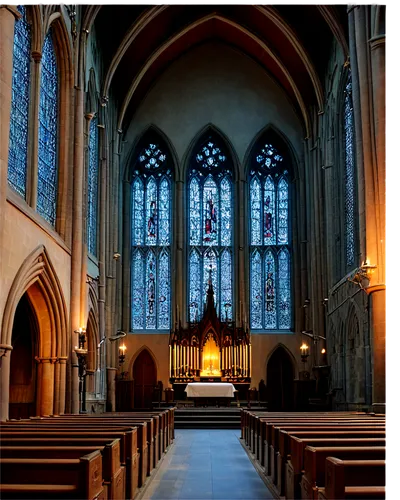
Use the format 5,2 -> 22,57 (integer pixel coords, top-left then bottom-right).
141,429 -> 274,500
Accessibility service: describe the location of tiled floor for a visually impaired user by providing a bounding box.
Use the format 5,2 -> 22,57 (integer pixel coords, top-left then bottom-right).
141,429 -> 274,500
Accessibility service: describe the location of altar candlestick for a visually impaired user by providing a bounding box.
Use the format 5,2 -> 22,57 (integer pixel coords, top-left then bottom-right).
169,345 -> 172,377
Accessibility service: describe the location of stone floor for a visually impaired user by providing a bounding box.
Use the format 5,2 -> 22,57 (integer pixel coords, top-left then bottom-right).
140,429 -> 275,500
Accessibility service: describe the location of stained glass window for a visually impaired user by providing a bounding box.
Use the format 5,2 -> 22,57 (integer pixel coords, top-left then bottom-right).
87,117 -> 99,255
8,5 -> 31,198
188,137 -> 233,322
131,139 -> 171,330
249,141 -> 291,330
344,73 -> 356,267
38,29 -> 58,226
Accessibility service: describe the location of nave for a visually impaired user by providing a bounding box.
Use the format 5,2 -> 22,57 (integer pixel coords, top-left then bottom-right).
139,429 -> 273,500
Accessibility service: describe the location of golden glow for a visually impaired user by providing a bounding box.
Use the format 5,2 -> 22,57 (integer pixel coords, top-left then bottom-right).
321,348 -> 326,354
119,344 -> 127,353
300,343 -> 309,353
200,335 -> 221,376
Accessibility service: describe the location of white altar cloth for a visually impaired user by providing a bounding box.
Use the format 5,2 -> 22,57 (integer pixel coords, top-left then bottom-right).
185,382 -> 237,398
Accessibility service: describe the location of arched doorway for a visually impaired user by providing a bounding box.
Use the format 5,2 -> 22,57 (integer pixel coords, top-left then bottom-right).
133,349 -> 157,409
266,346 -> 294,411
9,293 -> 38,419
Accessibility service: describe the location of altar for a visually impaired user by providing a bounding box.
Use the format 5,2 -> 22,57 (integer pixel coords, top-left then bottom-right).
185,382 -> 237,407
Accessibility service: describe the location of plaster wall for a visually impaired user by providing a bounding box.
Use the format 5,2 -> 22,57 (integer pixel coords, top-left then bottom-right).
122,42 -> 304,169
0,199 -> 71,325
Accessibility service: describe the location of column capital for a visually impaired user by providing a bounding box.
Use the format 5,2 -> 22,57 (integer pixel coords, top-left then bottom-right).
35,356 -> 58,364
0,5 -> 22,20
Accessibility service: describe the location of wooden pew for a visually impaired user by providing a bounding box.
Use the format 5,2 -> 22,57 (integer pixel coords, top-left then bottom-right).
0,441 -> 123,500
48,417 -> 153,481
285,437 -> 386,500
301,446 -> 385,500
0,426 -> 141,497
318,457 -> 385,500
273,428 -> 385,494
0,450 -> 104,500
263,418 -> 384,474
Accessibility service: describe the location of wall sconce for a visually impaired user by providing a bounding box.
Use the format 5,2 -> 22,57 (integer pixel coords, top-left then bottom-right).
74,328 -> 88,413
348,262 -> 377,289
300,343 -> 309,364
119,343 -> 127,366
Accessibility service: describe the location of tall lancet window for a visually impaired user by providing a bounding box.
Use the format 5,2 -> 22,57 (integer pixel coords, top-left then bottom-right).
87,117 -> 99,256
38,29 -> 58,226
188,135 -> 233,322
131,138 -> 172,330
8,5 -> 31,198
249,141 -> 291,330
344,72 -> 356,267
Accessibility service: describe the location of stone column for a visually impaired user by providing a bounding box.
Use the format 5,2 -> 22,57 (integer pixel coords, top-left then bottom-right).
0,346 -> 13,421
70,85 -> 85,413
349,6 -> 386,411
0,6 -> 19,333
53,358 -> 61,415
58,356 -> 68,414
38,357 -> 57,416
176,180 -> 184,327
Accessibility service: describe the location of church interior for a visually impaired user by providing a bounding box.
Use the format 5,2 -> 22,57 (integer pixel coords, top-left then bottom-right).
0,3 -> 387,499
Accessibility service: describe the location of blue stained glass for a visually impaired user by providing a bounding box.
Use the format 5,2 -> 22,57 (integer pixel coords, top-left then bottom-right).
250,140 -> 291,330
189,178 -> 201,246
189,136 -> 232,321
278,249 -> 291,329
145,250 -> 157,328
250,251 -> 262,328
265,251 -> 277,328
131,140 -> 171,330
38,29 -> 58,225
344,75 -> 355,266
256,144 -> 283,170
203,176 -> 218,245
146,178 -> 157,246
220,177 -> 231,246
132,250 -> 145,329
159,178 -> 170,246
277,178 -> 289,245
203,249 -> 218,312
264,176 -> 276,245
196,142 -> 226,170
8,5 -> 31,198
189,250 -> 201,322
221,250 -> 232,321
132,178 -> 144,245
250,178 -> 262,245
87,117 -> 99,255
158,249 -> 170,328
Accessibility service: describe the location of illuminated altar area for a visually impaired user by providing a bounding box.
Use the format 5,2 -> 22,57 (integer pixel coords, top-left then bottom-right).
169,279 -> 251,399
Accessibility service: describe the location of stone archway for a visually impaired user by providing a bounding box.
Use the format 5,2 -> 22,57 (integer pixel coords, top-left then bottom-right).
9,293 -> 39,419
0,246 -> 68,420
266,345 -> 294,411
133,348 -> 157,409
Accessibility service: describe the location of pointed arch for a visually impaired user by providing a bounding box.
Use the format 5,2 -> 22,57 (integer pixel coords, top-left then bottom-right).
265,342 -> 297,370
248,126 -> 293,331
124,124 -> 179,181
128,126 -> 173,331
128,345 -> 159,374
182,123 -> 239,182
1,246 -> 67,355
243,123 -> 300,181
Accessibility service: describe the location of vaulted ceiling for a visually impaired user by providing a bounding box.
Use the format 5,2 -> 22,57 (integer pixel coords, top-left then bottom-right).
85,5 -> 349,137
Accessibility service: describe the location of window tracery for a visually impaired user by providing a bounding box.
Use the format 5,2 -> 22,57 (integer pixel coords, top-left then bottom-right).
88,117 -> 99,255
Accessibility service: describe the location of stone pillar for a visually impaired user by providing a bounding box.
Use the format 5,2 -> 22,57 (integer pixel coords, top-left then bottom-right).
38,357 -> 57,416
70,86 -> 85,413
107,367 -> 117,412
0,347 -> 12,421
58,356 -> 68,414
53,359 -> 61,415
0,6 -> 19,324
176,180 -> 184,327
349,6 -> 386,411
